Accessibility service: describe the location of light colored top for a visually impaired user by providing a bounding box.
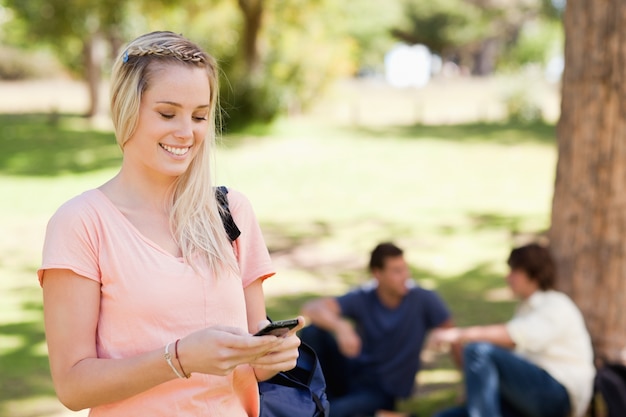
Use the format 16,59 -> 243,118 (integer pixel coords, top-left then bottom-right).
506,290 -> 595,417
38,188 -> 275,417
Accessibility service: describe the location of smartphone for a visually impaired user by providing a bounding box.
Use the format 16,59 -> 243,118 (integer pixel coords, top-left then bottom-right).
254,318 -> 299,337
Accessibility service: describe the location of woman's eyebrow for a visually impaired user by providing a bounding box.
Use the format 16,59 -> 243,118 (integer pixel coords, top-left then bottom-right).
156,101 -> 210,109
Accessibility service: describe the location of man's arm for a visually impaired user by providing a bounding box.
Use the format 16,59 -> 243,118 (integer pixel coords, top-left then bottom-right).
459,324 -> 515,348
301,297 -> 343,331
432,318 -> 463,368
300,297 -> 361,357
431,324 -> 516,350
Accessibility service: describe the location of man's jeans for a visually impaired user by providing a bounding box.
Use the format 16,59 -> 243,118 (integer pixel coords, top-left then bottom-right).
300,325 -> 395,417
434,342 -> 571,417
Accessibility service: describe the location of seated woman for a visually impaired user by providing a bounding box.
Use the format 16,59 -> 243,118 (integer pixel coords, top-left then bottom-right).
430,243 -> 595,417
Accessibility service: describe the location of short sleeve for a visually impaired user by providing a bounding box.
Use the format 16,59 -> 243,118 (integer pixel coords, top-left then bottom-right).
422,289 -> 451,329
37,194 -> 102,285
336,287 -> 367,318
227,189 -> 275,287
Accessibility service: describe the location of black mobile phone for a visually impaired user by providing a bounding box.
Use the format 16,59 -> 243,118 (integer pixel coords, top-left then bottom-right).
254,318 -> 299,337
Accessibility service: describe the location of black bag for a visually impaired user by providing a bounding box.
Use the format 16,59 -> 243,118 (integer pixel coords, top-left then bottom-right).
590,363 -> 626,417
258,341 -> 330,417
215,186 -> 330,417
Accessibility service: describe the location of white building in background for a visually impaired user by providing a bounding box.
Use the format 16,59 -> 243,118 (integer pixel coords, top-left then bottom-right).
384,44 -> 432,88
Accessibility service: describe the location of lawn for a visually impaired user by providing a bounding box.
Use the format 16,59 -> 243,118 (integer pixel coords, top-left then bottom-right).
0,98 -> 557,416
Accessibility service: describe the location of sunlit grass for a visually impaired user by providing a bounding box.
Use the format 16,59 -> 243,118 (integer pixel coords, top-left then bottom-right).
1,112 -> 556,416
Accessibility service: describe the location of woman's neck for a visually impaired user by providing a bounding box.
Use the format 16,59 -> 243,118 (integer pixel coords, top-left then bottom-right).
100,169 -> 174,213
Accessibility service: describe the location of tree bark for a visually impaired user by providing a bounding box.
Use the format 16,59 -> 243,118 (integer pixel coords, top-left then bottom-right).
83,33 -> 105,118
237,0 -> 263,75
550,0 -> 626,364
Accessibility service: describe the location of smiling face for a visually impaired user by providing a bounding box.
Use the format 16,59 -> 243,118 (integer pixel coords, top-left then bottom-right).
121,63 -> 211,181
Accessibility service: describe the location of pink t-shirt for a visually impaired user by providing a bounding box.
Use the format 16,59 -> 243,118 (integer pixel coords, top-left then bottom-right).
38,188 -> 275,417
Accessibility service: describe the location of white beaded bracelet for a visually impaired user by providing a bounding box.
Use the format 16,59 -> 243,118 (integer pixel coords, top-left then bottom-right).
164,342 -> 186,379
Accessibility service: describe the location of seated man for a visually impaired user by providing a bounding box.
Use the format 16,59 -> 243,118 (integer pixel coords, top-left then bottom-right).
300,242 -> 454,417
430,243 -> 595,417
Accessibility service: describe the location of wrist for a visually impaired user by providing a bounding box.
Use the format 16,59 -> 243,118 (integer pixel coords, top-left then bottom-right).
164,341 -> 187,379
332,318 -> 352,336
174,338 -> 190,378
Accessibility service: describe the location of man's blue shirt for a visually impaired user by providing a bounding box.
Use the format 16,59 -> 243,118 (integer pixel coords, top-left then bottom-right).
337,281 -> 450,398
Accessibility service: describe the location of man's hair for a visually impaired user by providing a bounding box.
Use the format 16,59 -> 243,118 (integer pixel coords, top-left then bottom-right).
507,243 -> 556,290
369,242 -> 403,272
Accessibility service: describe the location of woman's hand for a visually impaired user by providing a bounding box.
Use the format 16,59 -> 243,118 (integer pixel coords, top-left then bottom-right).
177,325 -> 284,377
251,316 -> 306,380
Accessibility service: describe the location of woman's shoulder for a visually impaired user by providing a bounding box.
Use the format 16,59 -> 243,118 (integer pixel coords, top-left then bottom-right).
222,187 -> 249,206
49,189 -> 107,225
537,290 -> 583,313
221,187 -> 256,217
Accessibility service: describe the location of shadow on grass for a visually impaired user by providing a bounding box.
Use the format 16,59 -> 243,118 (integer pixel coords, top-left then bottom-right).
0,113 -> 121,176
1,113 -> 556,178
350,120 -> 556,146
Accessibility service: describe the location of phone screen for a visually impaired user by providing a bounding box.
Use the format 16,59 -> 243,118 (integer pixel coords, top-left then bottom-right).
254,319 -> 299,337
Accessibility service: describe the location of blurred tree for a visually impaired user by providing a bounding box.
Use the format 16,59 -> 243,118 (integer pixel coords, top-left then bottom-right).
391,0 -> 485,61
498,18 -> 563,70
237,0 -> 262,74
334,0 -> 403,75
391,0 -> 558,75
550,0 -> 626,365
2,0 -> 356,128
217,0 -> 355,129
3,0 -> 130,117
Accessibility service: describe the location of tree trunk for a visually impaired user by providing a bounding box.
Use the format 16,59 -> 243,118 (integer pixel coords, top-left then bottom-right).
550,0 -> 626,364
471,38 -> 499,76
83,33 -> 105,118
237,0 -> 263,75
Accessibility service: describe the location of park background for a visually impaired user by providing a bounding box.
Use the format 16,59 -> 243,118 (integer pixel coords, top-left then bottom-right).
0,1 -> 610,416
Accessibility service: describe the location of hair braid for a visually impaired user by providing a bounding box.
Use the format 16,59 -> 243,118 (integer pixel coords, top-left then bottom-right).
125,44 -> 206,64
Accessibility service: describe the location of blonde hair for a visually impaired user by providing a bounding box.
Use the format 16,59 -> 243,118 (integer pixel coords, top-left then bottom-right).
110,31 -> 237,274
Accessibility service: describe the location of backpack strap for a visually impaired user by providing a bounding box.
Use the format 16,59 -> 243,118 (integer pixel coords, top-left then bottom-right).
215,186 -> 241,242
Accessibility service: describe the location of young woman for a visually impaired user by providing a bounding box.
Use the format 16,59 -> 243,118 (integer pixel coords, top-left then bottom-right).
38,31 -> 303,417
430,243 -> 595,417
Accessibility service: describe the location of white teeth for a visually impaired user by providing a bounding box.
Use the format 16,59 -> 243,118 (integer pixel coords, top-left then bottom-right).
160,144 -> 190,156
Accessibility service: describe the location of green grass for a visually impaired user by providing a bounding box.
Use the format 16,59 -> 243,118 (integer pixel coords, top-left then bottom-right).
0,112 -> 557,417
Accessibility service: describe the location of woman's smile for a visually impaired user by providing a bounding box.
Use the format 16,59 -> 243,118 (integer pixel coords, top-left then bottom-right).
160,143 -> 192,156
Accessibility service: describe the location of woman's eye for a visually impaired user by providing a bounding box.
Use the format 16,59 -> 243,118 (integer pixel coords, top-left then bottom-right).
159,113 -> 175,119
193,115 -> 208,121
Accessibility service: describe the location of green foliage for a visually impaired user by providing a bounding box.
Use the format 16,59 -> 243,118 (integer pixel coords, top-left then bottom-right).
504,89 -> 544,124
540,0 -> 566,20
0,0 -> 565,127
2,0 -> 128,74
4,0 -> 126,40
330,0 -> 403,74
390,0 -> 562,75
499,19 -> 564,69
393,0 -> 487,56
219,0 -> 356,130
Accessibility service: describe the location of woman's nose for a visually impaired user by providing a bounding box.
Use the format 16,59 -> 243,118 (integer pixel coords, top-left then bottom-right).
174,119 -> 193,140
